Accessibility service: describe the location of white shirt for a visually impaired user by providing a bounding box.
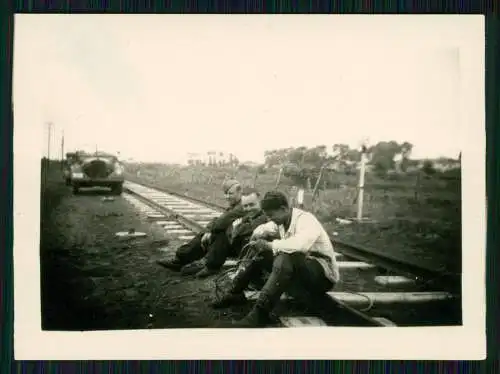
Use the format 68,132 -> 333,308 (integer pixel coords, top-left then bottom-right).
252,208 -> 340,284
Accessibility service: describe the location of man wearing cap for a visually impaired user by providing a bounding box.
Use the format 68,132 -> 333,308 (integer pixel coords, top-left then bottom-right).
212,190 -> 340,328
156,179 -> 246,276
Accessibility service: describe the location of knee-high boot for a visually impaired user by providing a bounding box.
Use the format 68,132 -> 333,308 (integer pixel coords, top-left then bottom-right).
229,254 -> 294,328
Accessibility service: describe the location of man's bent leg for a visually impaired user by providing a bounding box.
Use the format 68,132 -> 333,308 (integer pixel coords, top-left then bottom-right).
286,253 -> 335,312
294,254 -> 334,293
229,253 -> 295,327
182,232 -> 233,277
156,232 -> 205,271
204,232 -> 232,269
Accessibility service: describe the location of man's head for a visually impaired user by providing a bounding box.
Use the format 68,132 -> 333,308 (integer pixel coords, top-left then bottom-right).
240,187 -> 261,214
222,179 -> 242,206
260,190 -> 292,225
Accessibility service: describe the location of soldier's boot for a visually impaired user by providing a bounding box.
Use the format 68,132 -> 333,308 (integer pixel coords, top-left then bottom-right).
228,254 -> 294,328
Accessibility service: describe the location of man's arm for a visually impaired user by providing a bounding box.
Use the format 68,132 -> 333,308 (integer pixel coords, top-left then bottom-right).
232,214 -> 269,240
202,217 -> 218,232
270,214 -> 321,254
208,206 -> 246,233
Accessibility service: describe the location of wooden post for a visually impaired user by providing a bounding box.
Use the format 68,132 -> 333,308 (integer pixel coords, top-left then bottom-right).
47,122 -> 52,162
252,169 -> 259,188
60,130 -> 64,170
356,146 -> 367,221
44,122 -> 52,187
414,172 -> 421,202
297,188 -> 305,209
311,165 -> 325,203
306,177 -> 312,191
275,167 -> 283,189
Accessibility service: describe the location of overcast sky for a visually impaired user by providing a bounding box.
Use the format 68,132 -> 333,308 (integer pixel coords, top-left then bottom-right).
14,15 -> 466,164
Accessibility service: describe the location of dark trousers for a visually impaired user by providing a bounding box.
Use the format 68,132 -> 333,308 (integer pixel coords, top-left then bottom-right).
234,251 -> 334,312
175,231 -> 235,270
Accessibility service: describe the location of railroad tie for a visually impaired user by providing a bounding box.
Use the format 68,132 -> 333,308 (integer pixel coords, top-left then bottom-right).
222,259 -> 374,270
327,291 -> 455,305
279,316 -> 328,327
166,229 -> 193,234
337,261 -> 376,269
372,317 -> 397,327
160,204 -> 194,208
155,221 -> 174,226
184,214 -> 220,220
147,213 -> 166,220
161,222 -> 184,227
374,275 -> 416,286
115,230 -> 147,239
241,291 -> 329,327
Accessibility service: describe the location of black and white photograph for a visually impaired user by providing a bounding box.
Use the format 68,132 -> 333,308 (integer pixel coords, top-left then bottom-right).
13,15 -> 485,359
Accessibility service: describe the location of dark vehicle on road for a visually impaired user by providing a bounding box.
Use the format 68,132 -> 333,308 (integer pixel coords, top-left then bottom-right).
67,151 -> 125,195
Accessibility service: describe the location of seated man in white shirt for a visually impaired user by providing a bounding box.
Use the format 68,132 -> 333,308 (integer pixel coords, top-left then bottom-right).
212,190 -> 340,328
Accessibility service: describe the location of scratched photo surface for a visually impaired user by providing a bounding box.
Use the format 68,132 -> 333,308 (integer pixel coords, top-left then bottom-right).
13,14 -> 485,359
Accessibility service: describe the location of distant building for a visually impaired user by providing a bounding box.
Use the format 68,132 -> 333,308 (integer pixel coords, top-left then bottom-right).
186,152 -> 208,166
186,151 -> 239,167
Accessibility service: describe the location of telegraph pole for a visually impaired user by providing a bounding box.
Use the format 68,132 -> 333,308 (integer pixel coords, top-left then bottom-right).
43,121 -> 53,190
60,130 -> 65,169
47,122 -> 52,162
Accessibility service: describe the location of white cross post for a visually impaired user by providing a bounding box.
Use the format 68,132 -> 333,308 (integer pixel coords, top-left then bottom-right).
356,140 -> 368,222
297,188 -> 304,209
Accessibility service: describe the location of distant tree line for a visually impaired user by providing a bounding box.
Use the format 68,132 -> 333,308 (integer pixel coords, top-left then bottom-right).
124,141 -> 460,190
262,141 -> 460,187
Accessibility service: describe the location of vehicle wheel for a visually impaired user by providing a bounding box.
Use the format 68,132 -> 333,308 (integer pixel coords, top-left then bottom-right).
111,184 -> 123,195
72,185 -> 80,194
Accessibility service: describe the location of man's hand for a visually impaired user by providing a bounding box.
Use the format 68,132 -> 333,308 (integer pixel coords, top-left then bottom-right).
201,232 -> 211,249
250,239 -> 273,254
251,222 -> 279,241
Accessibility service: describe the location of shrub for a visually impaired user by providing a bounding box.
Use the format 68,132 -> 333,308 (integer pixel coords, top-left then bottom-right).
422,160 -> 436,175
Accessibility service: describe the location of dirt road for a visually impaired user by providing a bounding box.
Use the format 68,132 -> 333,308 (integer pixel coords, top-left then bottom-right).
40,166 -> 248,331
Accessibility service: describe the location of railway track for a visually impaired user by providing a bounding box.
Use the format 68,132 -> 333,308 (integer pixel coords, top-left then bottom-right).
122,179 -> 461,328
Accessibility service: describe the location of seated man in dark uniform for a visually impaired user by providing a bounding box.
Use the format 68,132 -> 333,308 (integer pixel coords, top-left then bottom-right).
212,190 -> 340,327
179,186 -> 270,278
226,187 -> 270,258
156,179 -> 245,277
